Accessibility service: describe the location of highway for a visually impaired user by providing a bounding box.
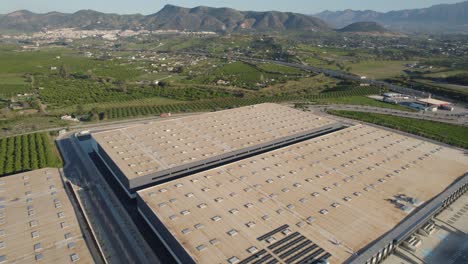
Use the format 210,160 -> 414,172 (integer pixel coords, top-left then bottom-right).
308,104 -> 468,126
57,137 -> 160,264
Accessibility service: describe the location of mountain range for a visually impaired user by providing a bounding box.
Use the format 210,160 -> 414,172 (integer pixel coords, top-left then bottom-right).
315,1 -> 468,33
0,5 -> 328,33
0,1 -> 467,34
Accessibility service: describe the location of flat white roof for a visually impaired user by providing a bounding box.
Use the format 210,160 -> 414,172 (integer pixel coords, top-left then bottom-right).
417,98 -> 451,106
0,168 -> 93,263
138,125 -> 468,264
93,104 -> 336,182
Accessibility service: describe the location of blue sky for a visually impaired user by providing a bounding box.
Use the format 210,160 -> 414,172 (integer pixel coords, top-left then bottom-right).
1,0 -> 463,14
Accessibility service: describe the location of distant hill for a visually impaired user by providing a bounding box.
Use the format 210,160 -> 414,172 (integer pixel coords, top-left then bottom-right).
0,10 -> 144,32
337,22 -> 389,33
315,1 -> 468,33
337,22 -> 401,37
142,5 -> 329,32
0,5 -> 329,33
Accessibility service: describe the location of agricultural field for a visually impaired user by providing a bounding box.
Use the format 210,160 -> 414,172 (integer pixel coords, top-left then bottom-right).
0,74 -> 31,98
49,96 -> 182,114
0,132 -> 62,176
296,46 -> 412,79
259,74 -> 335,97
256,63 -> 305,75
0,116 -> 70,137
0,46 -> 144,80
0,47 -> 74,75
328,110 -> 468,149
103,86 -> 380,120
190,61 -> 306,89
37,75 -> 236,110
348,60 -> 412,79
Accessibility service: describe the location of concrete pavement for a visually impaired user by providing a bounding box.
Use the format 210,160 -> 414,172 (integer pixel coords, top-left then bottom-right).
57,137 -> 160,264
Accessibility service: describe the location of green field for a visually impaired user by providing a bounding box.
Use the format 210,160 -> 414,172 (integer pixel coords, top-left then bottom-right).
259,74 -> 335,97
49,96 -> 182,114
216,61 -> 275,86
37,75 -> 236,110
0,74 -> 31,98
103,86 -> 380,120
0,48 -> 143,80
191,61 -> 302,89
328,110 -> 468,149
37,75 -> 159,108
349,60 -> 411,79
423,70 -> 467,78
0,116 -> 70,137
256,63 -> 305,74
0,132 -> 62,176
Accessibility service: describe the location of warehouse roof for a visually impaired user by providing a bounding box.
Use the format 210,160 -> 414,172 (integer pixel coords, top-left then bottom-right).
138,125 -> 468,264
0,168 -> 93,263
417,98 -> 451,106
93,104 -> 335,182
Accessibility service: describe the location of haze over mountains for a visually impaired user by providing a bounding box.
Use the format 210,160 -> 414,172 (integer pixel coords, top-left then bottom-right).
0,1 -> 467,34
316,1 -> 468,33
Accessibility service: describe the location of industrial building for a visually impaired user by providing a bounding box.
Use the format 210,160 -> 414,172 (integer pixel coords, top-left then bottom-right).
417,98 -> 451,107
91,104 -> 342,197
136,125 -> 468,264
0,168 -> 93,263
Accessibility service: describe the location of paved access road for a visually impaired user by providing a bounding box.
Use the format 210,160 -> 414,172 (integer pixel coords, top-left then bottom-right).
58,137 -> 160,264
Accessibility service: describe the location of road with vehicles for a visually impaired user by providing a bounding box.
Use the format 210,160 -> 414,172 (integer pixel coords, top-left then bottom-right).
308,104 -> 468,126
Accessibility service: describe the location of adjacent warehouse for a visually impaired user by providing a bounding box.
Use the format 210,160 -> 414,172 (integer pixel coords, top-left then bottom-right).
91,104 -> 342,197
417,98 -> 451,107
136,125 -> 468,264
0,168 -> 93,263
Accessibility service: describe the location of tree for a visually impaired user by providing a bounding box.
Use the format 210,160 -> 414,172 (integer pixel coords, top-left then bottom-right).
29,134 -> 38,170
4,137 -> 15,174
0,138 -> 6,175
59,65 -> 70,78
116,80 -> 127,93
14,136 -> 22,172
35,133 -> 46,169
29,98 -> 42,112
22,135 -> 30,171
76,104 -> 85,116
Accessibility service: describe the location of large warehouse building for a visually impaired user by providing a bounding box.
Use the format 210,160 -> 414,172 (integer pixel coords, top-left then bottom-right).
0,168 -> 94,263
136,125 -> 468,264
88,103 -> 467,263
91,104 -> 343,197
